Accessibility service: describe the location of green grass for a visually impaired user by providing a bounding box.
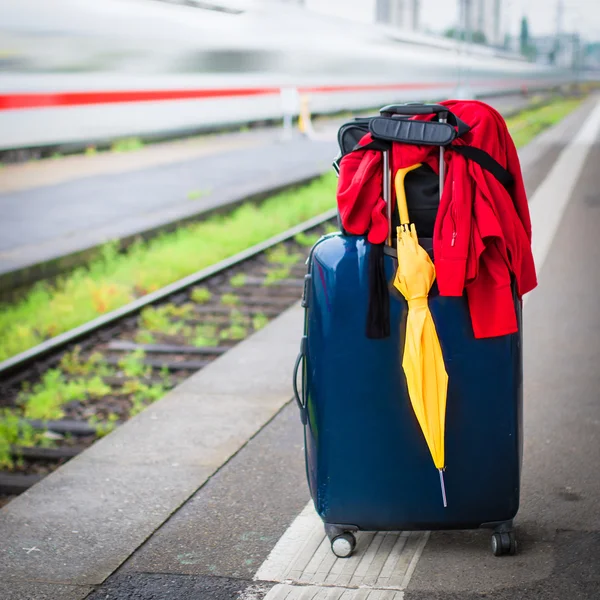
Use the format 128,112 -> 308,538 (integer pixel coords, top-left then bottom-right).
59,348 -> 114,377
294,231 -> 320,247
0,342 -> 175,466
229,274 -> 247,288
110,137 -> 144,153
221,293 -> 240,307
119,379 -> 167,417
0,173 -> 338,362
192,324 -> 219,348
118,349 -> 150,378
135,330 -> 156,344
0,409 -> 53,470
220,309 -> 251,341
264,267 -> 291,286
252,313 -> 269,330
17,369 -> 111,421
265,245 -> 302,266
88,412 -> 120,438
190,287 -> 212,304
505,96 -> 584,149
187,189 -> 211,201
139,304 -> 194,337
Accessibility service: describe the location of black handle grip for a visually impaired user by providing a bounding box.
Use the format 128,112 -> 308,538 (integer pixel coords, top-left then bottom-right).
380,103 -> 448,116
369,117 -> 456,146
379,103 -> 471,137
292,336 -> 308,425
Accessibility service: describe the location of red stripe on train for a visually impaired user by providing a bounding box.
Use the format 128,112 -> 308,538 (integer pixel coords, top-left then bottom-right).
300,82 -> 448,94
0,87 -> 281,110
0,82 -> 451,111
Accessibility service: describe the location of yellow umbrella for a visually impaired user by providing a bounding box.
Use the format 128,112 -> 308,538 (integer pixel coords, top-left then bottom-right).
393,165 -> 449,507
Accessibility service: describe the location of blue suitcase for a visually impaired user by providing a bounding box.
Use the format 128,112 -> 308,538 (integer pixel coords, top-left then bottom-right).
292,104 -> 524,558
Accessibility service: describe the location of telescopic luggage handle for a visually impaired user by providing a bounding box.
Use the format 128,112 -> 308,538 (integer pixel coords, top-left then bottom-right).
376,103 -> 470,140
378,103 -> 459,246
379,103 -> 449,117
369,117 -> 457,147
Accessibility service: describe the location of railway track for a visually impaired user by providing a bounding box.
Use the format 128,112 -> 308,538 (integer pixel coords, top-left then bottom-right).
0,210 -> 338,506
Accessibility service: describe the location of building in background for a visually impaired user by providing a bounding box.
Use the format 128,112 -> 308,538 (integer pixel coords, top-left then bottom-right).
269,0 -> 519,49
283,0 -> 422,32
374,0 -> 420,30
530,33 -> 582,69
456,0 -> 503,47
474,0 -> 502,46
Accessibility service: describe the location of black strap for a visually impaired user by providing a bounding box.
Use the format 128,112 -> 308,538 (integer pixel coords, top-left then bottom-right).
352,139 -> 390,153
451,145 -> 514,189
335,136 -> 514,195
455,118 -> 470,137
332,138 -> 389,174
442,113 -> 471,137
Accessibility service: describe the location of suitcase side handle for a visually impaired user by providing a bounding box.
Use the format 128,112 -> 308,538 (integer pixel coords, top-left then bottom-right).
293,336 -> 308,425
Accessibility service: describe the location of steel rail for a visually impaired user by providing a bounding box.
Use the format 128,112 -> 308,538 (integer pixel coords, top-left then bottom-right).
0,208 -> 338,378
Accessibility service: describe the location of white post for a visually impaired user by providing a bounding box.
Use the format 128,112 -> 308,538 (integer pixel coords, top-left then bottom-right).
280,87 -> 299,141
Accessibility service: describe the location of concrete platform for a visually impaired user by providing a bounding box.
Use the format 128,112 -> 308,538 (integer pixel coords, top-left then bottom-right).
0,129 -> 338,291
0,300 -> 304,595
1,96 -> 598,600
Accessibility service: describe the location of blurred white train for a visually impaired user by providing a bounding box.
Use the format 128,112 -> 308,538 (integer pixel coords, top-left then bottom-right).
0,0 -> 585,153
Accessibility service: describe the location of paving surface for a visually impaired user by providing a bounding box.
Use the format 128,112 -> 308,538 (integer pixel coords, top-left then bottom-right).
404,103 -> 600,598
0,303 -> 303,592
1,96 -> 598,599
0,132 -> 336,288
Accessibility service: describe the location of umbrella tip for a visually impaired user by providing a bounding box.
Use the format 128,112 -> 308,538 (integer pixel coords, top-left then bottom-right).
439,469 -> 448,508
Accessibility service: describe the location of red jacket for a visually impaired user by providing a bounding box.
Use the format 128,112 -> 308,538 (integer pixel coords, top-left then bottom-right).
336,100 -> 537,338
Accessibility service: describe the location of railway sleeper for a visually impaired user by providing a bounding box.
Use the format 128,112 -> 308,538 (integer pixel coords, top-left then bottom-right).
0,473 -> 44,495
103,356 -> 210,372
10,445 -> 83,462
23,419 -> 119,436
188,305 -> 281,317
106,340 -> 230,355
233,276 -> 305,287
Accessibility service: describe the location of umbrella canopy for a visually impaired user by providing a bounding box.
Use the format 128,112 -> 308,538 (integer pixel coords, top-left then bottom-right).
392,165 -> 449,506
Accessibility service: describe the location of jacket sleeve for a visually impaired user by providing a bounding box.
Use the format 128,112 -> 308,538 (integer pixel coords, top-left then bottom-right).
503,126 -> 533,243
466,241 -> 518,338
336,146 -> 388,244
464,164 -> 519,338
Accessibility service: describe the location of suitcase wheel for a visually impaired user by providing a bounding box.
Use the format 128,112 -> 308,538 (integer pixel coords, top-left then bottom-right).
331,532 -> 357,558
491,531 -> 517,557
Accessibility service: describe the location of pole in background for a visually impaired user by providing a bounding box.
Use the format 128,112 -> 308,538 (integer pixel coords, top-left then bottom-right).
455,0 -> 474,99
298,94 -> 316,139
554,0 -> 564,66
412,0 -> 419,31
280,86 -> 299,141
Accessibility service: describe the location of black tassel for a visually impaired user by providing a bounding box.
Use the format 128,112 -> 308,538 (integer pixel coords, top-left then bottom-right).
366,242 -> 390,339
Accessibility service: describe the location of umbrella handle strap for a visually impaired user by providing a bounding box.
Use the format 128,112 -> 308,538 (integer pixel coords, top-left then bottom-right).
394,164 -> 422,227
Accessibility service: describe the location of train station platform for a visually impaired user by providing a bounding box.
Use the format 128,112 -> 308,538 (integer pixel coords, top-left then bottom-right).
0,94 -> 543,292
0,124 -> 338,292
1,96 -> 599,600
